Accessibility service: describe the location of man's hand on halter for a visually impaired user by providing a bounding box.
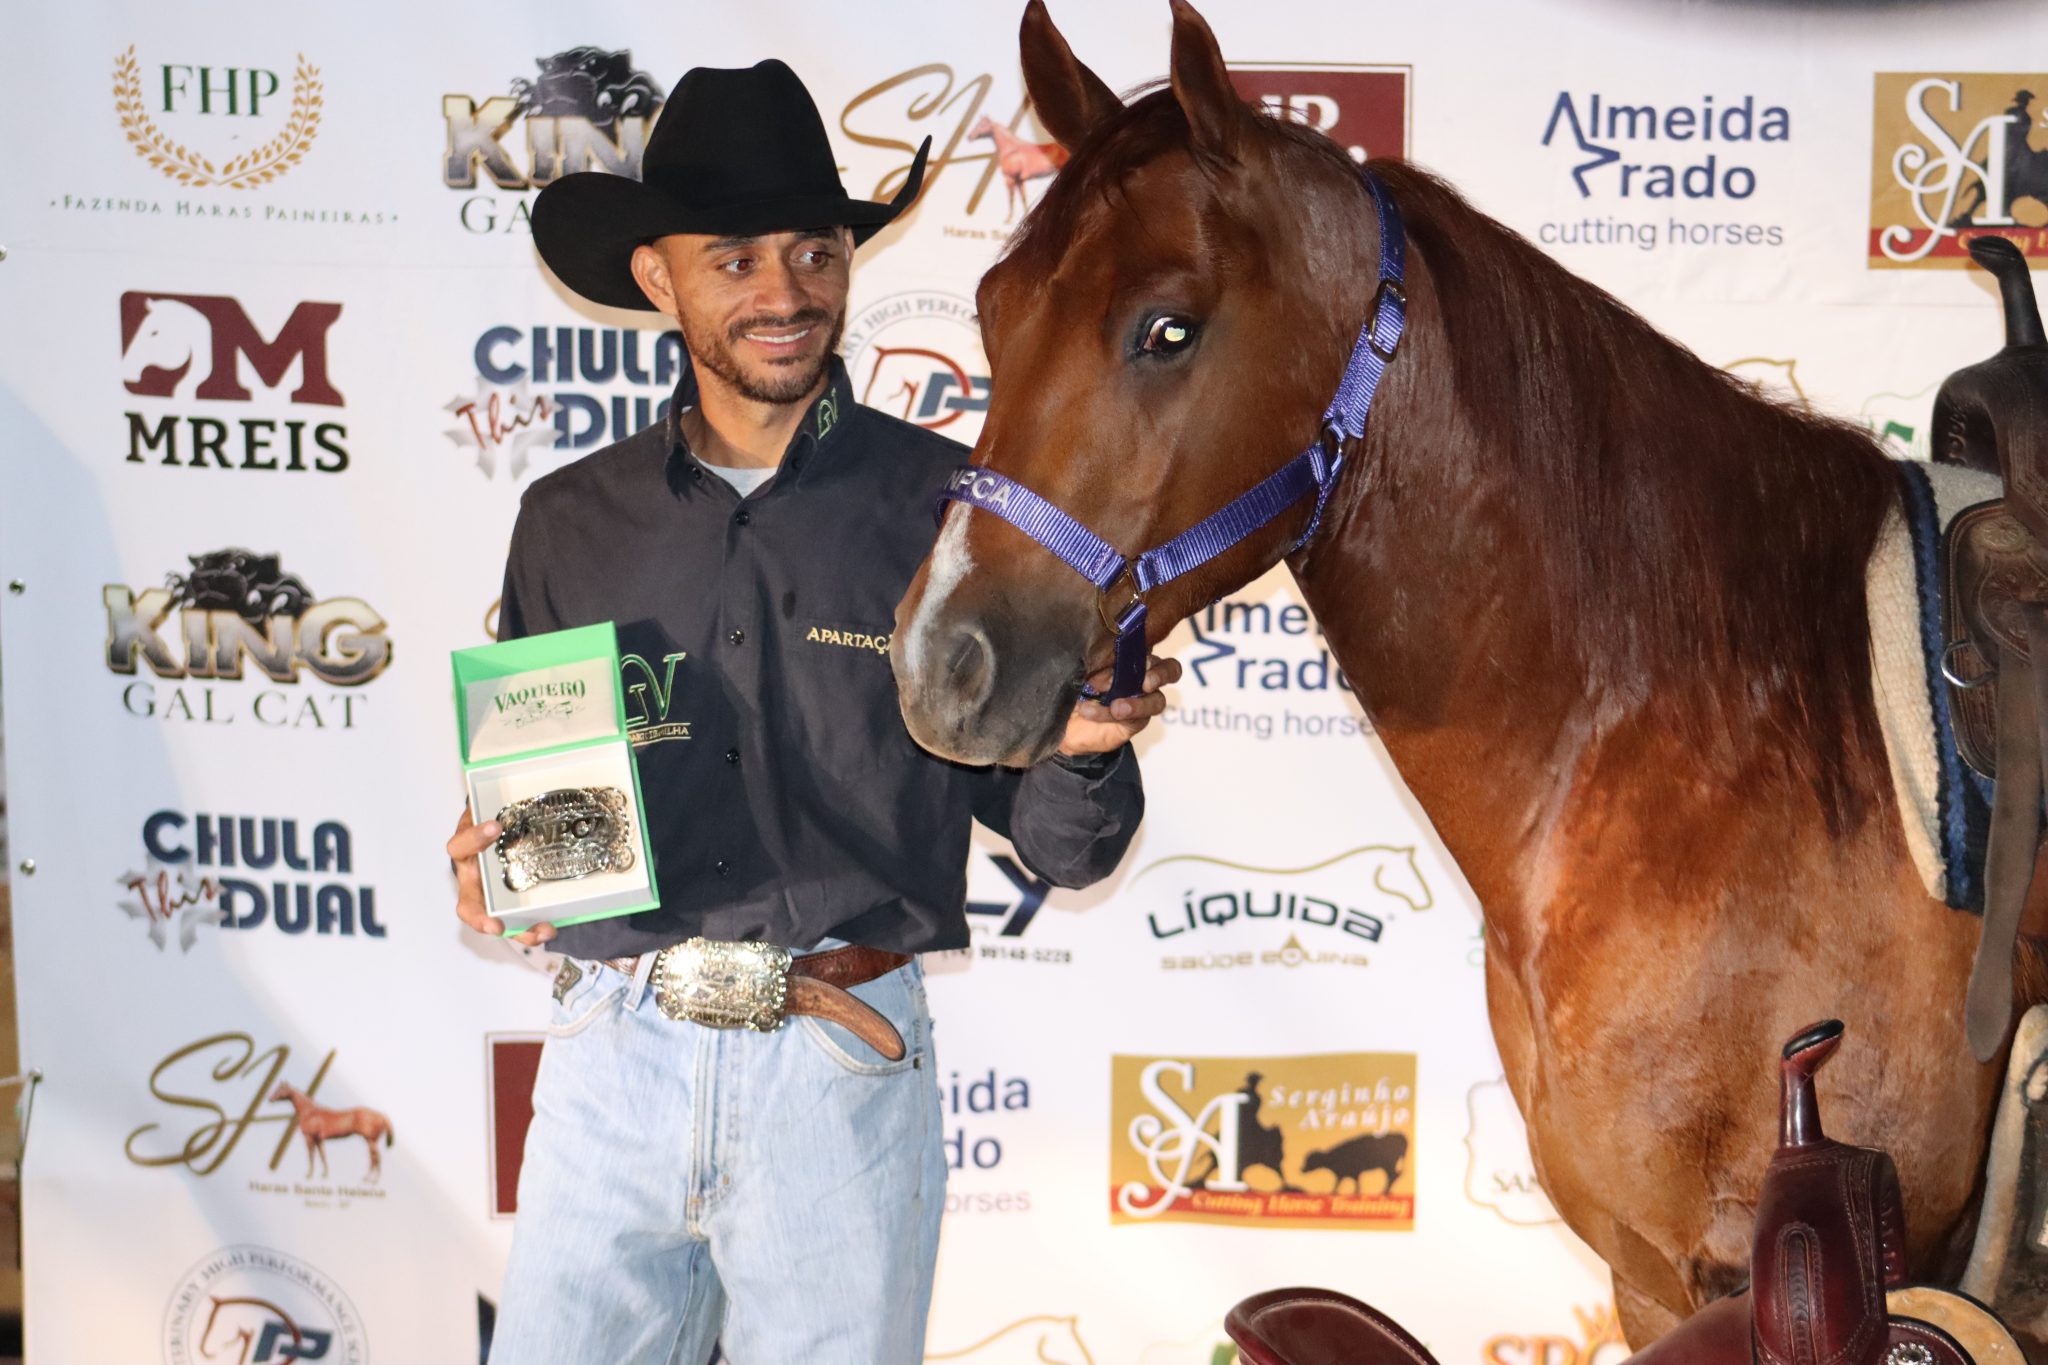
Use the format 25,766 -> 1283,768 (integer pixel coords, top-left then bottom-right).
448,805 -> 558,947
1060,653 -> 1182,757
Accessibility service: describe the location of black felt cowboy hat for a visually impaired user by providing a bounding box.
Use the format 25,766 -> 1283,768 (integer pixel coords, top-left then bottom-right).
532,59 -> 929,311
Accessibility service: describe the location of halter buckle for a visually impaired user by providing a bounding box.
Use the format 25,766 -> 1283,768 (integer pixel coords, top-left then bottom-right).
1367,279 -> 1406,361
1097,564 -> 1146,636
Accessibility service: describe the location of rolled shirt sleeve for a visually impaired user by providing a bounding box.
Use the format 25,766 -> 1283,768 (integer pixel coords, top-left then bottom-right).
971,745 -> 1145,889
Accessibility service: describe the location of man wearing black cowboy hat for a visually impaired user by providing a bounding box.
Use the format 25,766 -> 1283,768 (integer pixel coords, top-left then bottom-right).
445,59 -> 1175,1364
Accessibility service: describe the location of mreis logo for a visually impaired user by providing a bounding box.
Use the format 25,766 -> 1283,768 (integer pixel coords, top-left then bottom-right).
163,1245 -> 367,1365
444,46 -> 664,234
121,291 -> 347,473
104,547 -> 390,730
1227,65 -> 1411,164
1872,74 -> 2048,268
1110,1052 -> 1416,1229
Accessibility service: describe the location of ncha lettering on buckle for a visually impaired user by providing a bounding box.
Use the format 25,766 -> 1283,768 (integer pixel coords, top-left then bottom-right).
494,786 -> 635,892
654,938 -> 792,1032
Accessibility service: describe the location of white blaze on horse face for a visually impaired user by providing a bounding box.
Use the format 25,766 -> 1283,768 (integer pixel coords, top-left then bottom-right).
906,504 -> 976,683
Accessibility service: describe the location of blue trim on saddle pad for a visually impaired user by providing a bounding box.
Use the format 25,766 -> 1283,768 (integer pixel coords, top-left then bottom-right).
1896,460 -> 1992,913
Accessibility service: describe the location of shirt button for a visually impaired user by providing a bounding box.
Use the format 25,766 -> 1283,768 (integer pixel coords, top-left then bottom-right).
725,747 -> 740,765
728,628 -> 745,645
714,859 -> 731,876
734,509 -> 752,526
689,465 -> 703,481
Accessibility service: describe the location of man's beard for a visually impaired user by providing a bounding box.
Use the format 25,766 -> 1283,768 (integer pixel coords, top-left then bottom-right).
683,307 -> 846,405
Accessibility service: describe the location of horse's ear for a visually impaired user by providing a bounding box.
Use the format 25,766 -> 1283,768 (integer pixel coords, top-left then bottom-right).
1167,0 -> 1250,160
1020,0 -> 1121,152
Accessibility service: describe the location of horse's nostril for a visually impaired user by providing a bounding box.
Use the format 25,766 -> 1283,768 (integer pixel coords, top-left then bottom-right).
943,625 -> 996,711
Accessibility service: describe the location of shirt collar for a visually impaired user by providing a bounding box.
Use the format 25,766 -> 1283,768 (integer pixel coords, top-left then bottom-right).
664,357 -> 854,497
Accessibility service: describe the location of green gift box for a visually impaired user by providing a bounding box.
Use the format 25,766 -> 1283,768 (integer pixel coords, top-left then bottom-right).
451,622 -> 659,934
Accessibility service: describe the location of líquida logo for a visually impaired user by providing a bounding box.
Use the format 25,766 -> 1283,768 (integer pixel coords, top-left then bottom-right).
104,546 -> 390,730
1133,845 -> 1432,974
1871,74 -> 2048,268
443,46 -> 664,233
1110,1052 -> 1416,1229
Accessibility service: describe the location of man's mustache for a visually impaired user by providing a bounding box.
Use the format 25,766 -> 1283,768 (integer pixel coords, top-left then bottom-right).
728,309 -> 833,342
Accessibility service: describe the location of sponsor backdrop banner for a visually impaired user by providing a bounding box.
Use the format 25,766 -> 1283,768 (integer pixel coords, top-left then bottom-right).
0,1 -> 2043,1361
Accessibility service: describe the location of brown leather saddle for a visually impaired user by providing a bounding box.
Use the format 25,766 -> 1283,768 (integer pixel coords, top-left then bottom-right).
1226,1022 -> 2019,1365
1931,235 -> 2048,1061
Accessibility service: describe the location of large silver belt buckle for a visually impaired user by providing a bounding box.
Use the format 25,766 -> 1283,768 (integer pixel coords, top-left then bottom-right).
653,938 -> 792,1033
494,786 -> 635,893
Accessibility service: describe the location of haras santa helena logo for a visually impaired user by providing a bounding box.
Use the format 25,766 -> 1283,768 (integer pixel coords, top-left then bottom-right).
1871,74 -> 2048,268
837,61 -> 1409,240
163,1244 -> 367,1365
443,46 -> 664,233
1110,1051 -> 1417,1230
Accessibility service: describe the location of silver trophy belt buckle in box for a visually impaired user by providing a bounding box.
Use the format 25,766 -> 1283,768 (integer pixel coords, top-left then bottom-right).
591,938 -> 914,1062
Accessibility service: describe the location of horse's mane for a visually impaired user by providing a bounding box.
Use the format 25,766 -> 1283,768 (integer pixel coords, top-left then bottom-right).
1013,89 -> 1901,823
1368,157 -> 1898,821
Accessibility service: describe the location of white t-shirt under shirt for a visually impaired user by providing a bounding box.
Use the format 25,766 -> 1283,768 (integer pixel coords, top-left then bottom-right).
703,462 -> 776,498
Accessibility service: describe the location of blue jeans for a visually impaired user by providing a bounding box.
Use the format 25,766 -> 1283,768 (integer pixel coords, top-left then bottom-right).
489,952 -> 946,1365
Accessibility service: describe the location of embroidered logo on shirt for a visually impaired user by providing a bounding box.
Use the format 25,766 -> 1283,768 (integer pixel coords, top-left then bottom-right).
816,392 -> 840,443
622,650 -> 693,746
806,625 -> 891,656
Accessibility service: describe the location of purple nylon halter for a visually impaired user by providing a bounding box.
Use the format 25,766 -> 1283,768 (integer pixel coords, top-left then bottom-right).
935,170 -> 1408,702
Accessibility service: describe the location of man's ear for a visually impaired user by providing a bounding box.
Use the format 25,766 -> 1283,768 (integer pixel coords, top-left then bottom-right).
630,241 -> 678,316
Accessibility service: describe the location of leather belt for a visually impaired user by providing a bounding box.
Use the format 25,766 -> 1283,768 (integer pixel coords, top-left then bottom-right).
603,939 -> 912,1062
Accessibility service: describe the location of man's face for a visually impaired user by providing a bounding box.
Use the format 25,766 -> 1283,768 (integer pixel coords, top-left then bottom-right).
632,227 -> 853,406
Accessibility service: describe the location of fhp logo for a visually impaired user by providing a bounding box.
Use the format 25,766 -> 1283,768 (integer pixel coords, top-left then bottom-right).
113,47 -> 323,191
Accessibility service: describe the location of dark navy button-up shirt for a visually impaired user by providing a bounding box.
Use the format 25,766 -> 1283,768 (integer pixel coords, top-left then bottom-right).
497,358 -> 1144,960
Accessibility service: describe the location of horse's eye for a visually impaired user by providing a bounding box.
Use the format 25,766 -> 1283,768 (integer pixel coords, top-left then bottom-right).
1140,315 -> 1198,356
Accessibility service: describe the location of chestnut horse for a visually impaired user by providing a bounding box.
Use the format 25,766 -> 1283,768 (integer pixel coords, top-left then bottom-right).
270,1082 -> 395,1182
892,0 -> 2046,1346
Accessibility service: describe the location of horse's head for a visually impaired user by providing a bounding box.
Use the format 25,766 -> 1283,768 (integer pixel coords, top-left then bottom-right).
268,1083 -> 298,1104
968,114 -> 1000,142
892,0 -> 1389,765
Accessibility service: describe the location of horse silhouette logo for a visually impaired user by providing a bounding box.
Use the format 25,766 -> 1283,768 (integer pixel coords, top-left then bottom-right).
270,1082 -> 396,1182
968,115 -> 1067,222
119,290 -> 345,406
927,1315 -> 1096,1364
